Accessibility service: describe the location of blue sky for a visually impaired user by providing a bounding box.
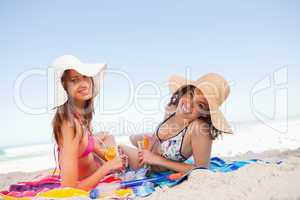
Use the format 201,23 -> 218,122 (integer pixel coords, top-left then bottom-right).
1,0 -> 300,148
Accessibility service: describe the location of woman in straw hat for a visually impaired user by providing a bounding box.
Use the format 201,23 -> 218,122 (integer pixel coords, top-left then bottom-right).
51,55 -> 127,190
120,73 -> 232,173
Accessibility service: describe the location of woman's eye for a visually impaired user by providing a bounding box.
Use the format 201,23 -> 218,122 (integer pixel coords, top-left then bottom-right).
83,76 -> 91,81
198,103 -> 205,110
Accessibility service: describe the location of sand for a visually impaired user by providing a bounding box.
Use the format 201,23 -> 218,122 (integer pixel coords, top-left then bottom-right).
0,169 -> 50,190
1,148 -> 300,200
140,148 -> 300,200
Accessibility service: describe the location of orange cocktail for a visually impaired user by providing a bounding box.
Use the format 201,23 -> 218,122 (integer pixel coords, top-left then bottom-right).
104,146 -> 117,161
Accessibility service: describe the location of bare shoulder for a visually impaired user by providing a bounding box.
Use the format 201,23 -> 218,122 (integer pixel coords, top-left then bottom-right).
60,119 -> 82,141
187,119 -> 211,139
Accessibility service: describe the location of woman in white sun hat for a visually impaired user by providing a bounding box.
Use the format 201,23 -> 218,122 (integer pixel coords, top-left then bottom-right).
51,55 -> 127,190
120,73 -> 233,173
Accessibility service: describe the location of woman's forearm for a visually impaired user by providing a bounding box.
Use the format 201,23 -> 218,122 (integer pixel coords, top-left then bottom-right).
154,155 -> 195,173
93,147 -> 107,161
76,164 -> 111,191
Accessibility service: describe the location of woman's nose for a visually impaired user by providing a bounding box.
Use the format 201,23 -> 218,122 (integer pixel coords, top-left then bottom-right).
78,79 -> 90,88
183,99 -> 193,109
185,94 -> 193,104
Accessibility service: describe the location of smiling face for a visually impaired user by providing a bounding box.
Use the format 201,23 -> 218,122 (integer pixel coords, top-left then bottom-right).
62,69 -> 93,103
174,86 -> 210,121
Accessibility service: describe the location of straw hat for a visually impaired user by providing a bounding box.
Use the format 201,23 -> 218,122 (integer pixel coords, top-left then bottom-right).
50,55 -> 107,108
168,73 -> 232,133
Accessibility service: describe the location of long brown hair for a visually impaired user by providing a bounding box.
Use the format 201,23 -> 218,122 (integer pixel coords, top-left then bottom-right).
52,70 -> 95,146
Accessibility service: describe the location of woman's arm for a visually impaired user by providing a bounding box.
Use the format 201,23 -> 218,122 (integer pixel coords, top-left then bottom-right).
189,119 -> 212,168
140,151 -> 195,173
76,157 -> 125,190
59,120 -> 81,188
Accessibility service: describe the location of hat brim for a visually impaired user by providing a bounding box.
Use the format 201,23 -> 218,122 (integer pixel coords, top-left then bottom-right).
208,101 -> 233,133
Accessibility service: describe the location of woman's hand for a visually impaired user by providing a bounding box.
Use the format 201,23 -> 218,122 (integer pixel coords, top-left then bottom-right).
104,154 -> 128,173
138,150 -> 161,166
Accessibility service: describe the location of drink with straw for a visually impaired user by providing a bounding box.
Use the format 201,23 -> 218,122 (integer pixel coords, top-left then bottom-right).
143,135 -> 149,150
137,135 -> 149,151
137,136 -> 150,175
104,145 -> 127,178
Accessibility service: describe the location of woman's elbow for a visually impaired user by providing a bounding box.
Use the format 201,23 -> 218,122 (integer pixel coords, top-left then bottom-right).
61,180 -> 78,188
61,181 -> 90,191
60,174 -> 79,188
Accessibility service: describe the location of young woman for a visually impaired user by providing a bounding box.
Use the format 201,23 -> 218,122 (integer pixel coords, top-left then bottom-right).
120,73 -> 233,173
51,55 -> 127,190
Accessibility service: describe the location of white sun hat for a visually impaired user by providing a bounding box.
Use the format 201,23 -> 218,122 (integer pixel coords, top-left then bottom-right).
50,55 -> 107,108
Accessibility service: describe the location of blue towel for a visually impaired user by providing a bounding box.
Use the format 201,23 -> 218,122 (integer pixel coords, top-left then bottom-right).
184,156 -> 260,172
208,157 -> 259,172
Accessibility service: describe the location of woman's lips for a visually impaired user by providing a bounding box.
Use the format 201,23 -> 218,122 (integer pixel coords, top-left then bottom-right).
78,88 -> 89,95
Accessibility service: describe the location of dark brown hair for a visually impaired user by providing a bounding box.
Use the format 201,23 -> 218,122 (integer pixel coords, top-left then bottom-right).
168,85 -> 197,107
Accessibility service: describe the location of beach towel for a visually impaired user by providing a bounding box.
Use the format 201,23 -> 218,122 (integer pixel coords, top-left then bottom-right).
0,157 -> 281,199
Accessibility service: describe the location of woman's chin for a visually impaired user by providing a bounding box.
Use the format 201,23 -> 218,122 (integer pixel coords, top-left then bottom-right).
75,94 -> 93,102
82,95 -> 93,101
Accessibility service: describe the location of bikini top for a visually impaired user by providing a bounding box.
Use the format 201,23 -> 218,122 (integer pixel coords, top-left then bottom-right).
154,111 -> 225,162
57,114 -> 95,159
155,112 -> 190,162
